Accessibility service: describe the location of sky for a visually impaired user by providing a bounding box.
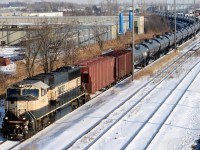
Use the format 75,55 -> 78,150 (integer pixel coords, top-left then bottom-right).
0,0 -> 197,4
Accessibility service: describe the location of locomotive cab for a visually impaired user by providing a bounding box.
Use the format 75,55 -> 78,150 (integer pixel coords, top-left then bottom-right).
2,80 -> 49,140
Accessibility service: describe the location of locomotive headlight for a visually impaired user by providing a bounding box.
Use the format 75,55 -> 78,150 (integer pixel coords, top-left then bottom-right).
15,124 -> 20,128
24,125 -> 28,130
5,117 -> 8,120
22,117 -> 26,120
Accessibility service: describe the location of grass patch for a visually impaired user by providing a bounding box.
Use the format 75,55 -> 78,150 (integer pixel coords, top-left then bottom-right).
134,51 -> 179,80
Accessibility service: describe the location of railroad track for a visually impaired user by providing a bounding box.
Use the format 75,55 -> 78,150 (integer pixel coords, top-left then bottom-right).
81,53 -> 200,150
89,36 -> 200,102
10,36 -> 200,150
9,140 -> 25,150
122,60 -> 200,149
64,43 -> 200,149
0,140 -> 8,145
0,140 -> 24,150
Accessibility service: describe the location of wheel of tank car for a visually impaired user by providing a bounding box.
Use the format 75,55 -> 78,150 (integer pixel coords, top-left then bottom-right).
142,60 -> 146,68
145,59 -> 149,66
157,53 -> 160,59
164,49 -> 169,55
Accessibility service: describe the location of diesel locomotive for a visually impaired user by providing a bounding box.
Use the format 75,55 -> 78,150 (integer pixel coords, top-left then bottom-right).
2,66 -> 89,139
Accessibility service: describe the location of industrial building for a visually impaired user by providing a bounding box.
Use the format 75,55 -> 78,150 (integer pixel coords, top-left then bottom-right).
0,14 -> 144,46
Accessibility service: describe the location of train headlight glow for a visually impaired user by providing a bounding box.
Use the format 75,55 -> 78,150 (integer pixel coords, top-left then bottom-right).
5,117 -> 8,120
24,125 -> 28,130
22,117 -> 26,120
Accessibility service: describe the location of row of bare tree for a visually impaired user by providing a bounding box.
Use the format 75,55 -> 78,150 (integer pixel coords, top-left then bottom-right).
23,20 -> 77,77
23,19 -> 106,77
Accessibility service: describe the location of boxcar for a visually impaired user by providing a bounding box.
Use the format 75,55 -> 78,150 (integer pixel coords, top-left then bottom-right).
77,56 -> 115,94
103,50 -> 132,80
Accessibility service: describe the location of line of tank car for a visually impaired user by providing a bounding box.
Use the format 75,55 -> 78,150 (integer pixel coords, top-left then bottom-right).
2,14 -> 200,140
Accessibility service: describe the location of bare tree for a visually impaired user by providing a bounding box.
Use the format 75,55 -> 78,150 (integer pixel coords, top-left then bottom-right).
145,15 -> 169,34
24,18 -> 78,74
68,3 -> 75,16
92,23 -> 107,51
0,73 -> 8,98
23,31 -> 42,77
62,38 -> 77,65
61,21 -> 79,65
38,22 -> 63,73
101,0 -> 115,15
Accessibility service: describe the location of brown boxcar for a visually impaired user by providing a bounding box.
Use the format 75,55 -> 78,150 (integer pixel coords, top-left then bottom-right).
103,50 -> 132,80
0,57 -> 10,66
77,56 -> 115,94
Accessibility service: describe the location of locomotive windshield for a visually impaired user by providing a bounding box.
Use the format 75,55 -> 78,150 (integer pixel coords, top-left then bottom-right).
22,89 -> 39,98
7,88 -> 21,96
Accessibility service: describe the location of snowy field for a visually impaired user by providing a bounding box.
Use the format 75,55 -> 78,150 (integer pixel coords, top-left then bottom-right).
0,38 -> 200,149
6,41 -> 199,149
0,46 -> 25,74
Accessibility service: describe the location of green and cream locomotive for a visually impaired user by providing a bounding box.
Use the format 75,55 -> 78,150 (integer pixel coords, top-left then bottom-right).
2,66 -> 88,139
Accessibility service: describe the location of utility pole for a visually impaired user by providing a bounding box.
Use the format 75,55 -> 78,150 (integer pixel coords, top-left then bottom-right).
174,0 -> 177,51
194,0 -> 196,40
132,0 -> 135,81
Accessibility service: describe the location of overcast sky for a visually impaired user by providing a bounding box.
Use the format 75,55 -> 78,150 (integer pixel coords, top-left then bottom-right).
1,0 -> 100,4
0,0 -> 196,4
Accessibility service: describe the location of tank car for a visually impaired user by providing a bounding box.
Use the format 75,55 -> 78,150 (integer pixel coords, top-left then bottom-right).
2,66 -> 88,139
194,22 -> 200,33
141,39 -> 160,60
153,35 -> 170,55
186,26 -> 194,38
175,30 -> 183,45
126,44 -> 148,67
164,32 -> 175,51
180,28 -> 188,42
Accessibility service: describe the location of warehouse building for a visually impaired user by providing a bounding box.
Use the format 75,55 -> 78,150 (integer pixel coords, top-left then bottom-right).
0,15 -> 144,46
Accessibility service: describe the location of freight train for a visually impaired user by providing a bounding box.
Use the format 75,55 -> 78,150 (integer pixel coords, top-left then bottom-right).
1,14 -> 200,140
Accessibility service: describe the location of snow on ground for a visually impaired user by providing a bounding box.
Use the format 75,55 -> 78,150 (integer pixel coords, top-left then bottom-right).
0,46 -> 24,57
13,55 -> 200,150
5,37 -> 200,150
15,77 -> 149,150
148,74 -> 200,150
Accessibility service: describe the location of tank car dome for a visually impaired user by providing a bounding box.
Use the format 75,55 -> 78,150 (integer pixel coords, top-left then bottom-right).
135,44 -> 140,50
